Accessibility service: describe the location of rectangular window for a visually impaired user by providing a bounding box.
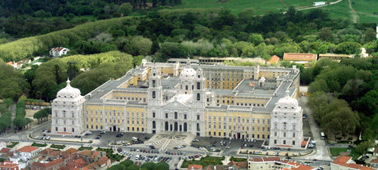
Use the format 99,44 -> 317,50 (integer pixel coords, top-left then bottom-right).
293,133 -> 295,137
184,114 -> 187,119
292,141 -> 295,145
197,115 -> 200,120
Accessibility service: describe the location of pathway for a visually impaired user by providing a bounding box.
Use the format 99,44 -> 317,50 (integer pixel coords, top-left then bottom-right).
348,0 -> 358,23
296,0 -> 343,11
299,96 -> 331,161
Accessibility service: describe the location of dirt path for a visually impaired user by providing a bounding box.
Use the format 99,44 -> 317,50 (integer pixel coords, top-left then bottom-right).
348,0 -> 358,23
280,0 -> 288,6
296,0 -> 343,11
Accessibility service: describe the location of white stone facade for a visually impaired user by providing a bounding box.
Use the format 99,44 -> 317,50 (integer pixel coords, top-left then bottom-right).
147,65 -> 207,136
51,79 -> 85,136
269,90 -> 303,149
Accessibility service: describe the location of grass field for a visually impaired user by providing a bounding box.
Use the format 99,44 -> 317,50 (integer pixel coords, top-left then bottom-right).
329,147 -> 348,156
177,0 -> 337,15
174,0 -> 376,23
329,147 -> 361,160
181,156 -> 224,168
320,0 -> 378,23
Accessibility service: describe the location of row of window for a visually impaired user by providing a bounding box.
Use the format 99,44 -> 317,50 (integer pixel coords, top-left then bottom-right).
273,139 -> 296,145
87,117 -> 144,125
208,124 -> 270,132
207,131 -> 268,139
207,117 -> 270,124
274,132 -> 296,138
273,122 -> 296,130
87,110 -> 145,118
55,119 -> 75,125
114,97 -> 146,102
86,125 -> 144,132
55,127 -> 74,133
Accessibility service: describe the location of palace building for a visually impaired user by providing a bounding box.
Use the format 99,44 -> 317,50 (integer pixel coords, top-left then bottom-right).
52,59 -> 303,149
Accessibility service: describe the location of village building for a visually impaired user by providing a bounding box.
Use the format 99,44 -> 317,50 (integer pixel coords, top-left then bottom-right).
331,155 -> 375,170
283,53 -> 317,67
0,160 -> 19,170
49,47 -> 69,58
248,157 -> 315,170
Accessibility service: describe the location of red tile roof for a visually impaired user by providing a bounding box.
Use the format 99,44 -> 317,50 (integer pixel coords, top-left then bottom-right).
90,151 -> 99,159
17,146 -> 39,153
0,161 -> 18,169
333,156 -> 351,164
32,159 -> 63,168
0,148 -> 10,153
228,161 -> 248,169
188,164 -> 203,170
332,156 -> 374,170
371,159 -> 378,163
40,148 -> 61,157
249,157 -> 281,162
283,53 -> 317,61
268,55 -> 280,64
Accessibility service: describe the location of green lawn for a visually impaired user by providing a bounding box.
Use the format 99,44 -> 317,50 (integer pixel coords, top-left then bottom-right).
329,147 -> 348,156
329,147 -> 361,160
78,146 -> 93,151
6,142 -> 19,148
230,157 -> 247,162
31,142 -> 47,147
50,144 -> 66,150
181,156 -> 224,168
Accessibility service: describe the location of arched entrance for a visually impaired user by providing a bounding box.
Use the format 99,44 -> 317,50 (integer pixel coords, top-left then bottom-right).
184,123 -> 187,132
174,122 -> 178,131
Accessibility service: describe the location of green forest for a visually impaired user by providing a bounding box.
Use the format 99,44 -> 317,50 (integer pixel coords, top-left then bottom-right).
0,0 -> 377,149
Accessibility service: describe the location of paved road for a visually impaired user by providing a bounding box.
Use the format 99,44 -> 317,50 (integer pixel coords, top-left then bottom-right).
299,96 -> 331,161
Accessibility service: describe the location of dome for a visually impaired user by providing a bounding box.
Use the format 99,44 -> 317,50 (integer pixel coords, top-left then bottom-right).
180,67 -> 196,79
276,90 -> 298,108
57,79 -> 81,98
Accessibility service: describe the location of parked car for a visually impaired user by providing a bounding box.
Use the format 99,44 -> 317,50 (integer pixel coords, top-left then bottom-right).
100,131 -> 106,134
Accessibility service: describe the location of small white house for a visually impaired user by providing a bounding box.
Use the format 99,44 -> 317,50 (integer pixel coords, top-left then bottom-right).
313,1 -> 326,6
14,146 -> 41,161
49,47 -> 69,58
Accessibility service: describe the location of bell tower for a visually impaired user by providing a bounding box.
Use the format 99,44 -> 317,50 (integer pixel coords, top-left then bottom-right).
148,67 -> 162,106
193,68 -> 206,108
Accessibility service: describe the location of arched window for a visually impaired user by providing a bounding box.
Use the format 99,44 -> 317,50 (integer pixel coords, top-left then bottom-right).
197,93 -> 200,101
152,91 -> 156,98
186,85 -> 188,90
152,80 -> 156,87
174,112 -> 178,119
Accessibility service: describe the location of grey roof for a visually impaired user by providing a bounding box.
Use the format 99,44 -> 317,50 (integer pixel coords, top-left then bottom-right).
85,62 -> 300,115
